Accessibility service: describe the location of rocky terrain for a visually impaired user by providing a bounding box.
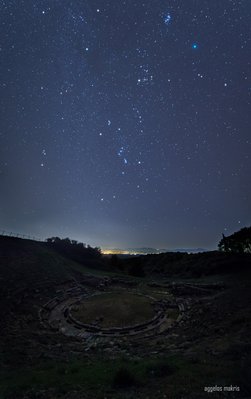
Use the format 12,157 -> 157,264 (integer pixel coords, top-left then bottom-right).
0,235 -> 251,398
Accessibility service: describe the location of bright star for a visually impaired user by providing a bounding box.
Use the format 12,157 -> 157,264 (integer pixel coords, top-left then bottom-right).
164,13 -> 171,26
192,43 -> 198,49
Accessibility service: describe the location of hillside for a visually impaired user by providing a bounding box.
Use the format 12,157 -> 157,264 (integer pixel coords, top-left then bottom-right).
0,236 -> 76,295
121,250 -> 251,278
0,236 -> 251,398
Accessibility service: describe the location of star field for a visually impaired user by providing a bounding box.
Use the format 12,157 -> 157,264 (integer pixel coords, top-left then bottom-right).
0,0 -> 250,249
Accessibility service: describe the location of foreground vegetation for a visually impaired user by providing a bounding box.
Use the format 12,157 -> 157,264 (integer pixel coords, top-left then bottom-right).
1,353 -> 247,399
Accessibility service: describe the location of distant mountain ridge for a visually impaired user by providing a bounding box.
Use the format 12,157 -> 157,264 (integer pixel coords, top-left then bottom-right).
103,247 -> 208,255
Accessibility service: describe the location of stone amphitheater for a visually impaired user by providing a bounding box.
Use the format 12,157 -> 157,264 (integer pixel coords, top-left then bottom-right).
39,275 -> 222,351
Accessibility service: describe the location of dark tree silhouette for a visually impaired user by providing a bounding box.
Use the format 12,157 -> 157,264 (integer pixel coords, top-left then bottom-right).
218,227 -> 251,254
46,237 -> 101,263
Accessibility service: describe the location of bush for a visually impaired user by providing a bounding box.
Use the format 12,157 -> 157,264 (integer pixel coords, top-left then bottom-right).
147,359 -> 175,378
113,366 -> 137,388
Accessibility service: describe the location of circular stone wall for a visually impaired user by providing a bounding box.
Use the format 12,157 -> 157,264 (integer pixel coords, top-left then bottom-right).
40,286 -> 179,344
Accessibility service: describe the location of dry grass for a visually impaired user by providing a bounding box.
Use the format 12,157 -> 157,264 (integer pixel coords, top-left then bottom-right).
72,292 -> 155,327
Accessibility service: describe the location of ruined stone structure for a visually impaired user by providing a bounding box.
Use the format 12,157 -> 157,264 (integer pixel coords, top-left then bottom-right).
39,279 -> 221,351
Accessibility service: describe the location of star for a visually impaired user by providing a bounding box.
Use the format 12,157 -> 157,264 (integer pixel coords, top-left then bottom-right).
163,13 -> 171,26
1,0 -> 249,254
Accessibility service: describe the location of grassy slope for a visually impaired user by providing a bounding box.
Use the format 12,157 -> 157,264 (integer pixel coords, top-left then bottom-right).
0,236 -> 120,295
0,236 -> 78,293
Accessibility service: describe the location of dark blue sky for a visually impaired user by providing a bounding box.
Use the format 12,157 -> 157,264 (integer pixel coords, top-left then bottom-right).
1,0 -> 250,249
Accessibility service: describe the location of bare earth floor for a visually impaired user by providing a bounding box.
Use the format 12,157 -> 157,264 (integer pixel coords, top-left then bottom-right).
71,292 -> 155,327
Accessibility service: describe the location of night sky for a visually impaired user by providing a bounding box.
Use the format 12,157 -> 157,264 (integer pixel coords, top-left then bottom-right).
1,0 -> 250,250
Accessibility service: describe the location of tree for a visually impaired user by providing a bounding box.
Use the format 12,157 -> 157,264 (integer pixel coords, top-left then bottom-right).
218,227 -> 251,254
45,236 -> 101,261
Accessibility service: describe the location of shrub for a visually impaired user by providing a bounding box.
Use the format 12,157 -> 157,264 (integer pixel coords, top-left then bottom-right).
113,366 -> 137,388
147,359 -> 176,378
